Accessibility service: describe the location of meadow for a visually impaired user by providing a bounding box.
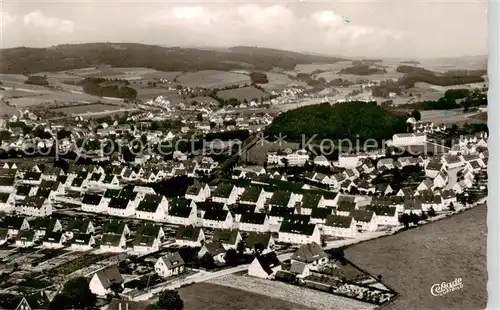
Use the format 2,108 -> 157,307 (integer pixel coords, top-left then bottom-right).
178,282 -> 311,310
345,204 -> 487,310
216,85 -> 268,102
176,70 -> 251,88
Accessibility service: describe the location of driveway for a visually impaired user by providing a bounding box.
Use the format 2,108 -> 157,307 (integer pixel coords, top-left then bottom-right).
445,166 -> 463,190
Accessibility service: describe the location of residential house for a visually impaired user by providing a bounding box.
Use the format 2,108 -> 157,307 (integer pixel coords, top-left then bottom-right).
278,215 -> 320,245
417,178 -> 434,192
268,191 -> 292,208
375,183 -> 394,196
1,216 -> 30,236
350,210 -> 377,232
15,230 -> 36,247
433,171 -> 448,188
89,266 -> 124,296
425,161 -> 444,178
22,171 -> 43,186
239,186 -> 267,211
420,193 -> 444,212
202,209 -> 233,229
66,218 -> 95,239
0,192 -> 15,213
289,261 -> 311,279
108,197 -> 136,217
0,176 -> 16,193
291,242 -> 329,269
248,251 -> 282,279
155,252 -> 185,278
42,231 -> 67,249
245,232 -> 275,254
14,291 -> 51,310
100,233 -> 127,252
403,200 -> 423,215
135,194 -> 168,222
366,206 -> 399,226
70,233 -> 96,251
185,183 -> 211,202
230,203 -> 258,223
310,208 -> 331,226
442,154 -> 464,169
175,226 -> 205,247
336,201 -> 356,217
15,184 -> 37,200
323,215 -> 357,238
213,229 -> 242,250
211,183 -> 239,205
377,158 -> 395,170
133,223 -> 164,253
18,196 -> 52,217
239,212 -> 270,232
268,206 -> 293,227
198,241 -> 227,264
440,189 -> 457,205
167,202 -> 198,226
396,187 -> 415,198
313,155 -> 330,167
31,217 -> 62,238
81,194 -> 108,214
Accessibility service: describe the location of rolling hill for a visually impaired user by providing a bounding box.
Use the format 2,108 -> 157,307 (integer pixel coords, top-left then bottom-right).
0,43 -> 345,74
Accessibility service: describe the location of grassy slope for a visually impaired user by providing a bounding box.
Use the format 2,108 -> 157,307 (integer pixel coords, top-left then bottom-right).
345,205 -> 487,310
178,282 -> 310,310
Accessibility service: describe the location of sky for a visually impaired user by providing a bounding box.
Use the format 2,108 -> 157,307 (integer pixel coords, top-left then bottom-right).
0,0 -> 488,58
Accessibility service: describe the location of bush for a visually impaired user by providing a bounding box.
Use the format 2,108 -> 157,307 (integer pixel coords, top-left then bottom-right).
25,75 -> 49,86
249,72 -> 269,84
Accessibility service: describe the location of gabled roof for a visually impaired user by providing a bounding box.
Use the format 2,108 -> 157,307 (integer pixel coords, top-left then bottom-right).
66,218 -> 92,233
23,171 -> 42,181
240,186 -> 263,203
203,241 -> 226,256
31,217 -> 58,232
0,176 -> 15,187
1,216 -> 26,229
171,197 -> 193,209
16,184 -> 34,196
203,208 -> 229,221
94,266 -> 124,289
186,183 -> 204,196
197,201 -> 225,212
366,205 -> 397,217
101,233 -> 123,246
440,189 -> 456,200
82,194 -> 103,205
169,204 -> 192,218
133,234 -> 157,247
21,291 -> 51,310
426,161 -> 443,171
310,207 -> 331,219
302,194 -> 322,209
350,210 -> 375,223
159,252 -> 185,269
16,229 -> 36,241
325,215 -> 353,228
337,201 -> 356,213
176,226 -> 202,241
255,251 -> 281,275
291,242 -> 328,263
102,220 -> 128,235
279,220 -> 315,236
212,183 -> 234,199
0,192 -> 12,203
136,223 -> 162,237
137,194 -> 164,213
21,196 -> 46,209
109,197 -> 131,209
245,232 -> 272,248
213,229 -> 240,244
404,199 -> 423,211
43,231 -> 64,243
240,212 -> 267,225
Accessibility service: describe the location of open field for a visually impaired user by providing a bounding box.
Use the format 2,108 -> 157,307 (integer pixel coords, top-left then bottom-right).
208,274 -> 374,310
178,282 -> 311,310
176,70 -> 251,88
0,101 -> 18,117
52,103 -> 128,115
420,109 -> 486,125
345,204 -> 487,310
134,88 -> 183,102
216,86 -> 268,102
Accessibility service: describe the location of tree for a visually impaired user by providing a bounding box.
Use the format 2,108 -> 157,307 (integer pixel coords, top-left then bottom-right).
224,249 -> 240,266
410,110 -> 421,121
427,206 -> 436,217
399,213 -> 410,228
148,290 -> 183,310
409,212 -> 420,226
420,211 -> 428,221
49,277 -> 97,310
236,240 -> 245,256
253,242 -> 265,255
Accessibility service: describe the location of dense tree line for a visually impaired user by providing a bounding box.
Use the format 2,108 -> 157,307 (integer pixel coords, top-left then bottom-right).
0,43 -> 344,74
338,65 -> 386,75
264,102 -> 407,142
80,77 -> 137,99
249,72 -> 269,84
24,75 -> 49,86
395,65 -> 486,88
400,89 -> 487,111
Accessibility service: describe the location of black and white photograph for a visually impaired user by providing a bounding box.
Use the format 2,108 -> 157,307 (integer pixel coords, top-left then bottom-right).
0,1 -> 490,309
